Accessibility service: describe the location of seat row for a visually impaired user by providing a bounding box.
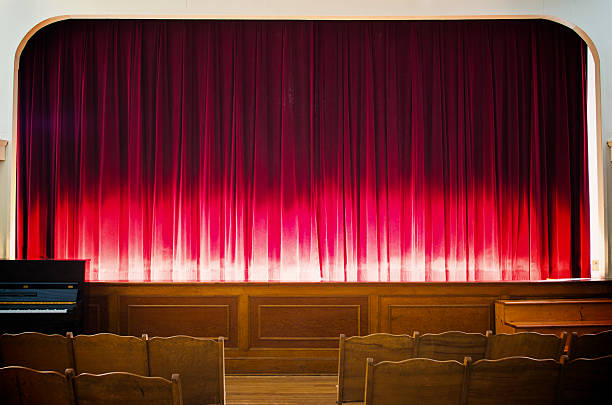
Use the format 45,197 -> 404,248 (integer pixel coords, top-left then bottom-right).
364,354 -> 612,405
0,332 -> 224,405
1,366 -> 182,405
337,330 -> 612,403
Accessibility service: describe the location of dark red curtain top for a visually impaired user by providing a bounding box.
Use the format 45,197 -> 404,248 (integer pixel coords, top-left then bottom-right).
17,19 -> 589,282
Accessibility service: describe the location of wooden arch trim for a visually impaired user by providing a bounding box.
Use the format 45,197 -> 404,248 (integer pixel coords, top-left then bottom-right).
8,14 -> 605,273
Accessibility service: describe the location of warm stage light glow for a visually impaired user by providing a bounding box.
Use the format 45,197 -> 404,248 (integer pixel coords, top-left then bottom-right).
16,20 -> 591,282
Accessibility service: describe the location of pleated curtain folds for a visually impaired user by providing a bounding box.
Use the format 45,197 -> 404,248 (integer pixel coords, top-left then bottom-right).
17,19 -> 590,282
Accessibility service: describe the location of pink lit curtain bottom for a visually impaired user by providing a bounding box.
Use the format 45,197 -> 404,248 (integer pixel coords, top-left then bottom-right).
17,20 -> 590,282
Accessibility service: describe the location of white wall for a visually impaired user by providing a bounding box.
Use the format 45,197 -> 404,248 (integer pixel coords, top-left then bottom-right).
0,0 -> 610,277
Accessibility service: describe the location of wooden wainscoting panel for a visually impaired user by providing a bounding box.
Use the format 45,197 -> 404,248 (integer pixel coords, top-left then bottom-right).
380,296 -> 493,334
249,296 -> 368,348
85,295 -> 108,333
119,296 -> 238,347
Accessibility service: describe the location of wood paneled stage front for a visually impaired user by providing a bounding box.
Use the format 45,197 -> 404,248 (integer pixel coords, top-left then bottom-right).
85,280 -> 612,374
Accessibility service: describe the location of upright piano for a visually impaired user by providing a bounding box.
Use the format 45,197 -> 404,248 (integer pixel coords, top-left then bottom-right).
0,260 -> 87,334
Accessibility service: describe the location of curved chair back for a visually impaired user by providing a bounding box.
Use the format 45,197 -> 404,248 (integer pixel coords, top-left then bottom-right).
0,366 -> 74,405
73,371 -> 182,405
148,335 -> 225,405
418,331 -> 488,362
338,333 -> 417,403
567,330 -> 612,360
73,333 -> 148,375
467,357 -> 561,405
559,354 -> 612,404
485,332 -> 566,360
0,332 -> 74,372
364,357 -> 465,405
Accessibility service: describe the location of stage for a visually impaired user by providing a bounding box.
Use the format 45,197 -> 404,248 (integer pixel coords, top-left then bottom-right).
85,279 -> 612,373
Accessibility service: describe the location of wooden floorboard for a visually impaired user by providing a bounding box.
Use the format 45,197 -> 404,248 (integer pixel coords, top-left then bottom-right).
226,375 -> 339,405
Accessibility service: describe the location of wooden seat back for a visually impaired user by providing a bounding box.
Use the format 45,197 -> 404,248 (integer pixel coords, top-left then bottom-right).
72,371 -> 182,405
148,336 -> 225,405
567,330 -> 612,360
73,333 -> 148,375
417,331 -> 488,361
559,354 -> 612,404
0,366 -> 74,405
364,357 -> 466,405
485,331 -> 567,360
466,357 -> 561,405
0,332 -> 74,372
338,333 -> 417,403
0,365 -> 20,404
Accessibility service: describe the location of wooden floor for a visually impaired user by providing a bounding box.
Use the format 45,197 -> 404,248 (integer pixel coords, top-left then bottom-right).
226,375 -> 339,404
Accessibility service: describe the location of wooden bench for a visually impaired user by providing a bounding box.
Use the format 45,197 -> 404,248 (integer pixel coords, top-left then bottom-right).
148,336 -> 225,405
346,328 -> 610,405
1,366 -> 185,405
0,366 -> 74,405
364,356 -> 568,405
2,332 -> 225,404
71,370 -> 183,405
340,330 -> 565,403
0,332 -> 75,373
337,333 -> 417,404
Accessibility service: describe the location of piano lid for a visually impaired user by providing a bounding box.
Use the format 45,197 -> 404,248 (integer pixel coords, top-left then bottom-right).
0,260 -> 87,284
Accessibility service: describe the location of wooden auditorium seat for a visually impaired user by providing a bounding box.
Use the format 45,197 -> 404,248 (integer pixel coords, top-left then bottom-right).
417,331 -> 488,362
567,330 -> 612,360
559,354 -> 612,404
72,371 -> 183,405
364,357 -> 466,405
337,333 -> 418,404
466,357 -> 561,405
148,335 -> 225,405
0,366 -> 20,404
72,333 -> 148,375
485,331 -> 567,360
0,332 -> 74,372
0,366 -> 74,405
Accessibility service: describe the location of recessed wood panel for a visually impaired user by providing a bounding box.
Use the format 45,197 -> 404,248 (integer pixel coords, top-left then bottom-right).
250,297 -> 368,348
259,305 -> 360,339
127,304 -> 229,336
119,296 -> 238,347
380,296 -> 493,334
85,296 -> 108,333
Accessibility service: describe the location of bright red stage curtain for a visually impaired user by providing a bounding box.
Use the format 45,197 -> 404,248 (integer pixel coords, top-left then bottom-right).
17,20 -> 590,282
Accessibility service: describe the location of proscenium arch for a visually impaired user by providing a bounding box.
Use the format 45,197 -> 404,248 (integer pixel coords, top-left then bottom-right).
8,14 -> 607,277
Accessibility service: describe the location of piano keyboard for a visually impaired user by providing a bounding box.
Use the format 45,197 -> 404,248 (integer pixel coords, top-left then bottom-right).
0,260 -> 86,334
0,283 -> 78,317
